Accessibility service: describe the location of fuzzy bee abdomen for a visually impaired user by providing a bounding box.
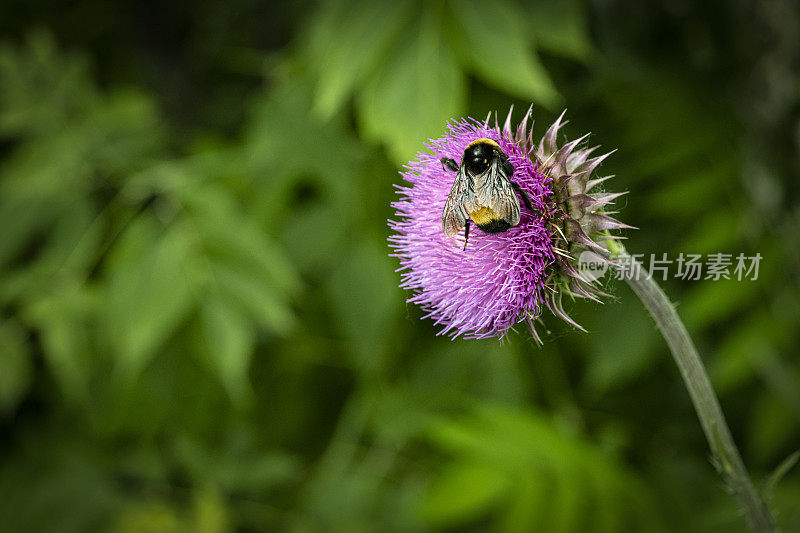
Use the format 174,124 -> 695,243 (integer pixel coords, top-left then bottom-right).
469,206 -> 512,233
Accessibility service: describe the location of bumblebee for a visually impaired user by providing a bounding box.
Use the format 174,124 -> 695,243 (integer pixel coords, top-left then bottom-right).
441,138 -> 538,250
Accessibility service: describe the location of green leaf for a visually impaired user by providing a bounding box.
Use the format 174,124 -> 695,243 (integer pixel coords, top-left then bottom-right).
175,435 -> 302,494
198,296 -> 255,406
36,198 -> 102,277
356,6 -> 467,164
498,475 -> 549,533
308,0 -> 414,118
244,80 -> 365,192
81,88 -> 165,175
0,319 -> 32,413
104,216 -> 195,379
191,487 -> 230,533
0,30 -> 95,138
209,263 -> 297,336
22,289 -> 97,402
111,502 -> 183,533
424,404 -> 665,532
0,198 -> 102,302
182,184 -> 299,335
449,0 -> 560,107
421,462 -> 509,527
180,184 -> 301,302
0,197 -> 62,271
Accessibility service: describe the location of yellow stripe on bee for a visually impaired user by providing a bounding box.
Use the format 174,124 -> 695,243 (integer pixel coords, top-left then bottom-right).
469,206 -> 501,225
466,138 -> 501,150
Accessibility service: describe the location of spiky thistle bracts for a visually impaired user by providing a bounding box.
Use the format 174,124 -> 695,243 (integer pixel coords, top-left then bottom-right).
527,110 -> 631,337
389,108 -> 629,341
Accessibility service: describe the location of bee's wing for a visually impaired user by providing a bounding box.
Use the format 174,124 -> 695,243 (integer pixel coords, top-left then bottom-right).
476,159 -> 521,226
442,167 -> 472,238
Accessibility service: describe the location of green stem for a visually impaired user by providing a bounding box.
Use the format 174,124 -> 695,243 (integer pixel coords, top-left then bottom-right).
612,243 -> 773,532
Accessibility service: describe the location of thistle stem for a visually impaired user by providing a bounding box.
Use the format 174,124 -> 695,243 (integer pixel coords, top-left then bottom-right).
614,245 -> 773,532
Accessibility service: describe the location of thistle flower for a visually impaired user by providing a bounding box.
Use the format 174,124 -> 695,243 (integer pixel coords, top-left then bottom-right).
389,107 -> 629,342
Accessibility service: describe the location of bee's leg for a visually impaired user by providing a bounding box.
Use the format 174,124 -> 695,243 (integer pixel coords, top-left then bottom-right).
441,157 -> 459,172
511,181 -> 542,217
463,219 -> 470,251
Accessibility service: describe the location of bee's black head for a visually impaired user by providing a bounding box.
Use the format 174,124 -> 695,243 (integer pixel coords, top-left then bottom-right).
463,139 -> 503,175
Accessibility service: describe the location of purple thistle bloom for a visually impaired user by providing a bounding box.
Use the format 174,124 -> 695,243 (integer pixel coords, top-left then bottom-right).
389,108 -> 629,342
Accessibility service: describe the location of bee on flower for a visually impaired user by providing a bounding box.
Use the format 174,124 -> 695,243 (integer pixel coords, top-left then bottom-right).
388,107 -> 630,342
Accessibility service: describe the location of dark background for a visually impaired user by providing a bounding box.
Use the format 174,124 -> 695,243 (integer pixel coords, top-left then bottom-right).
0,0 -> 798,531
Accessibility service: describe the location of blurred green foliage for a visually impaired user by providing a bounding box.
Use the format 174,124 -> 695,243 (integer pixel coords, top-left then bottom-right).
0,0 -> 799,532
